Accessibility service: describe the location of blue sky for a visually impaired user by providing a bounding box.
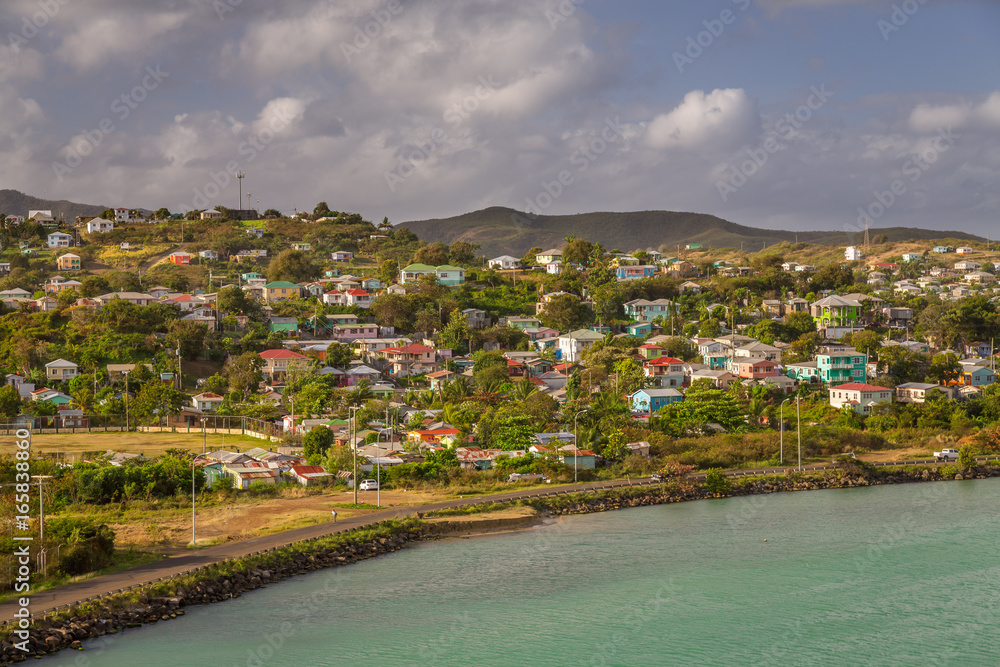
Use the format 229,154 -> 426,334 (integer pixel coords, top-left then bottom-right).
0,0 -> 997,234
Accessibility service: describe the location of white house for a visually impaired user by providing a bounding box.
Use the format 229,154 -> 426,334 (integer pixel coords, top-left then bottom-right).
829,382 -> 893,415
199,250 -> 219,261
47,232 -> 73,249
488,255 -> 520,270
85,218 -> 114,234
844,246 -> 863,261
557,329 -> 604,363
192,392 -> 225,411
114,208 -> 133,223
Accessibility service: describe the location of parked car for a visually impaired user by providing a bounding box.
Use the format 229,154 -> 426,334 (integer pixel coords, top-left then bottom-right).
934,448 -> 960,462
507,473 -> 547,482
359,479 -> 379,490
651,472 -> 665,482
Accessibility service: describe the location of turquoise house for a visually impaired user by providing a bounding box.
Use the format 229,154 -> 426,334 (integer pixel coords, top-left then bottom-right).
269,317 -> 299,334
816,348 -> 866,384
199,462 -> 225,488
241,272 -> 263,281
630,388 -> 683,413
435,265 -> 465,286
560,451 -> 596,469
626,322 -> 653,337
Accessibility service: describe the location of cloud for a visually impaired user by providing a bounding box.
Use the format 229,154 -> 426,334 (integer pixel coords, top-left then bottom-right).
55,11 -> 190,72
909,91 -> 1000,133
646,89 -> 759,151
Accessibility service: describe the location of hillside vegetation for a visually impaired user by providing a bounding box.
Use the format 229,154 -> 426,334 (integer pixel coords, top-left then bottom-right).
401,206 -> 983,258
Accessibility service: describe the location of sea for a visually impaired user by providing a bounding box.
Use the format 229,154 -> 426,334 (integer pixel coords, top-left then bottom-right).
44,478 -> 1000,666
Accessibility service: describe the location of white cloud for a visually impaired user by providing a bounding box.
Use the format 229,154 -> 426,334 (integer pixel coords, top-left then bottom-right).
909,91 -> 1000,133
55,11 -> 189,72
646,89 -> 759,151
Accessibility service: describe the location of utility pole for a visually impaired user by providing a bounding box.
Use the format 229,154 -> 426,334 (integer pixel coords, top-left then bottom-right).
350,405 -> 360,504
236,170 -> 246,212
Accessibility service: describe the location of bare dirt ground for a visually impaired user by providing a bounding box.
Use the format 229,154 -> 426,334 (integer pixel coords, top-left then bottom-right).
111,487 -> 455,554
858,447 -> 935,462
4,432 -> 263,461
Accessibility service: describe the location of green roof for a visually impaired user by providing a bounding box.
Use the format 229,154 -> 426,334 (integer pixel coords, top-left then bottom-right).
266,281 -> 300,288
435,265 -> 463,271
402,264 -> 436,272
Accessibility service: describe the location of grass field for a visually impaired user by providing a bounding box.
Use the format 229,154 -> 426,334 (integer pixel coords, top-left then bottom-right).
1,432 -> 267,461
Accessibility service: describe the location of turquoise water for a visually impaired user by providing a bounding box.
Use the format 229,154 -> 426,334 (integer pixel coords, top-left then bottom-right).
45,479 -> 1000,666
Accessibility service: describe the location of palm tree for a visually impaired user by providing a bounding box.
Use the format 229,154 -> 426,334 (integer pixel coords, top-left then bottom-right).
510,377 -> 537,401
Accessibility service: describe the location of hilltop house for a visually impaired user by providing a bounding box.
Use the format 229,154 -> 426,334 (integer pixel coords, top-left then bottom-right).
488,255 -> 520,270
535,249 -> 563,265
47,232 -> 73,249
85,218 -> 114,234
56,254 -> 81,271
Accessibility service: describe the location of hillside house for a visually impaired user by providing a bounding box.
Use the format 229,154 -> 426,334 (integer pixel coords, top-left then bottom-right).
85,218 -> 114,233
896,383 -> 955,403
259,349 -> 310,382
829,382 -> 892,415
265,281 -> 301,302
535,249 -> 563,264
200,209 -> 223,220
624,298 -> 680,323
488,255 -> 520,270
380,343 -> 437,376
168,252 -> 192,265
45,359 -> 79,381
192,392 -> 225,411
616,265 -> 659,281
558,329 -> 604,362
47,232 -> 73,249
331,251 -> 354,262
199,250 -> 219,261
399,263 -> 438,284
630,388 -> 683,413
56,254 -> 81,271
816,347 -> 867,384
732,359 -> 780,380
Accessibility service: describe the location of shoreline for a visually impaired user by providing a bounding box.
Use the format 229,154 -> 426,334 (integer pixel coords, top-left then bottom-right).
4,462 -> 999,664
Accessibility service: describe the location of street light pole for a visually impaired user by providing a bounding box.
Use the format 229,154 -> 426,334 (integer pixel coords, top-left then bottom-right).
191,457 -> 197,546
796,395 -> 802,471
32,476 -> 52,573
202,417 -> 207,454
123,370 -> 130,432
780,397 -> 792,465
350,405 -> 360,504
573,409 -> 588,483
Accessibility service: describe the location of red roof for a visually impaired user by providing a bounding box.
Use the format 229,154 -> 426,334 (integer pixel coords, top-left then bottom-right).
645,356 -> 684,366
639,344 -> 663,350
259,349 -> 308,360
346,289 -> 369,296
385,343 -> 434,354
832,382 -> 890,392
506,359 -> 524,366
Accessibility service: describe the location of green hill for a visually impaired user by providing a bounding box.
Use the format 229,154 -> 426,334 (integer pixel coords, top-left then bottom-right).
400,207 -> 984,257
0,189 -> 107,222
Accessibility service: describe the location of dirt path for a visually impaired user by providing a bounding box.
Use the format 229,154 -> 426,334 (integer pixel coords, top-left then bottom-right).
138,244 -> 180,272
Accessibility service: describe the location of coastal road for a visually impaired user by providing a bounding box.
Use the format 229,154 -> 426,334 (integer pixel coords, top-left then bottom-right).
5,455 -> 997,624
0,476 -> 667,623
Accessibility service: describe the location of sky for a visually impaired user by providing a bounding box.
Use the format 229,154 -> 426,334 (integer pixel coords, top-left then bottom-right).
0,0 -> 998,235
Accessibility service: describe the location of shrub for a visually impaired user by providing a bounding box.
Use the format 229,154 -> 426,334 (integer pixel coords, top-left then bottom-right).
703,468 -> 731,496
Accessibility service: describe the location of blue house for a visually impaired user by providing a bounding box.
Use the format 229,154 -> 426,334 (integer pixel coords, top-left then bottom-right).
630,388 -> 684,413
626,322 -> 653,338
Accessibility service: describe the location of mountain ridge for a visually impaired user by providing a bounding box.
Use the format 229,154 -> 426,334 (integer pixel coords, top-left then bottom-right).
400,206 -> 984,257
0,189 -> 107,222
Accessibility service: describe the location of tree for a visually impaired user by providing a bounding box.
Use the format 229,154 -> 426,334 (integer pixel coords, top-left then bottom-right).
563,238 -> 594,266
132,382 -> 185,421
0,385 -> 22,421
413,242 -> 449,267
371,293 -> 413,330
877,345 -> 922,385
439,309 -> 471,352
927,353 -> 960,384
473,351 -> 509,392
267,249 -> 320,283
303,426 -> 335,458
226,351 -> 264,400
263,208 -> 281,218
218,285 -> 263,319
313,201 -> 331,217
324,343 -> 354,369
166,320 -> 209,360
698,318 -> 721,338
522,246 -> 543,267
783,311 -> 817,340
377,259 -> 399,286
449,242 -> 480,266
849,330 -> 883,362
539,295 -> 593,331
154,207 -> 171,220
80,275 -> 112,298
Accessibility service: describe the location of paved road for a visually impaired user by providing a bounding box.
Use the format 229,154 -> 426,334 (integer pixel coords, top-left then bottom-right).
0,477 -> 657,623
5,455 -> 995,623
